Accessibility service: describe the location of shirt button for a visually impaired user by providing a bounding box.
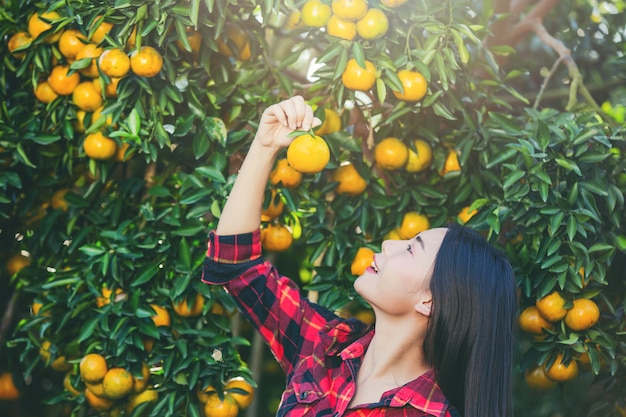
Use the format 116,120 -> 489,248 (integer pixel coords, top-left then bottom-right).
299,392 -> 308,400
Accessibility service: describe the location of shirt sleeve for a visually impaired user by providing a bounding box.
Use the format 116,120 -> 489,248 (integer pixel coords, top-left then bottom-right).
201,229 -> 334,376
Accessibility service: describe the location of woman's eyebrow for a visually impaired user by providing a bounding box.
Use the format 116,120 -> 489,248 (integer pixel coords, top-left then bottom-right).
415,235 -> 425,249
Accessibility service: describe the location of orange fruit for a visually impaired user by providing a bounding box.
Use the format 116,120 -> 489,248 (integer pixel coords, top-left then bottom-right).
63,372 -> 81,397
224,377 -> 255,410
384,228 -> 402,240
285,10 -> 304,30
126,389 -> 158,413
98,48 -> 130,78
102,367 -> 134,399
28,11 -> 61,43
90,16 -> 113,44
96,286 -> 124,308
131,362 -> 150,393
393,70 -> 428,102
115,142 -> 132,162
341,58 -> 376,91
356,9 -> 388,39
457,206 -> 478,224
545,353 -> 578,382
261,189 -> 285,222
176,31 -> 202,57
404,139 -> 432,172
518,306 -> 553,335
104,77 -> 122,98
269,158 -> 302,188
314,108 -> 342,136
6,253 -> 31,275
204,393 -> 240,417
261,224 -> 293,253
80,353 -> 108,384
398,212 -> 430,239
217,24 -> 251,61
441,150 -> 461,175
75,44 -> 104,78
130,46 -> 163,78
142,338 -> 155,353
83,132 -> 117,160
0,372 -> 20,400
34,81 -> 59,104
564,298 -> 600,331
301,0 -> 332,27
32,301 -> 43,315
287,134 -> 330,174
7,31 -> 33,58
150,304 -> 171,327
353,308 -> 375,325
332,0 -> 368,21
50,188 -> 69,211
92,106 -> 114,128
72,81 -> 103,111
374,137 -> 409,170
536,291 -> 568,322
196,384 -> 218,403
332,162 -> 367,196
327,15 -> 357,41
48,65 -> 81,96
524,366 -> 557,390
58,29 -> 87,60
351,247 -> 375,276
85,388 -> 115,411
381,0 -> 407,6
173,292 -> 205,317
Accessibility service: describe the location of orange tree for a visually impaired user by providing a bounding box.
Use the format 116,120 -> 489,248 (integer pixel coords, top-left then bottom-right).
1,0 -> 625,417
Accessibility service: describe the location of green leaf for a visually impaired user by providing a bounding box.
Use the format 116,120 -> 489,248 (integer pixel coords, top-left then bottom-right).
79,245 -> 106,256
131,264 -> 160,287
352,42 -> 365,68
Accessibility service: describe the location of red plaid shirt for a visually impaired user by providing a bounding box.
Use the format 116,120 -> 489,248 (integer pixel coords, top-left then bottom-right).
202,230 -> 457,417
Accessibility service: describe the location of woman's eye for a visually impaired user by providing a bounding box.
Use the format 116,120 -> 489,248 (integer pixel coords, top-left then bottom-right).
407,244 -> 413,254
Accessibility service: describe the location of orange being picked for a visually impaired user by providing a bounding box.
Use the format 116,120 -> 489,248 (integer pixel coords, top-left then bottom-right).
351,247 -> 375,276
83,132 -> 117,160
374,137 -> 408,170
287,134 -> 330,174
102,367 -> 134,399
34,81 -> 59,104
58,29 -> 87,60
301,0 -> 332,27
332,0 -> 368,21
99,48 -> 130,78
524,366 -> 557,390
224,377 -> 255,410
8,31 -> 33,58
404,139 -> 432,172
261,189 -> 285,222
314,108 -> 342,136
76,44 -> 104,78
28,11 -> 61,43
518,306 -> 553,335
48,65 -> 81,96
564,298 -> 600,331
90,16 -> 113,44
326,15 -> 357,41
393,70 -> 428,102
6,253 -> 31,275
204,393 -> 239,417
536,291 -> 568,322
173,292 -> 205,318
341,58 -> 376,91
457,206 -> 478,224
130,46 -> 163,78
332,162 -> 367,196
270,158 -> 302,188
398,212 -> 430,239
356,9 -> 388,39
80,353 -> 108,384
150,304 -> 171,327
545,353 -> 578,382
261,224 -> 293,253
441,149 -> 461,175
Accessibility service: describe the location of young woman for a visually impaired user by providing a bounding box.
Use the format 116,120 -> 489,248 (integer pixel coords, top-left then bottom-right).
202,96 -> 518,417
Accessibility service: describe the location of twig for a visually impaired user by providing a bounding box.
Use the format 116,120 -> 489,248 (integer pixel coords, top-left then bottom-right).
0,292 -> 18,356
533,55 -> 564,109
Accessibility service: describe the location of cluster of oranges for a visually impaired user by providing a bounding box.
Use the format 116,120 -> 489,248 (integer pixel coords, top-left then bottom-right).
7,11 -> 164,161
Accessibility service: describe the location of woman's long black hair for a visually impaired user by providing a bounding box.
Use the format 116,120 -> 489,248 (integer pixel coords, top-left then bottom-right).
423,224 -> 518,417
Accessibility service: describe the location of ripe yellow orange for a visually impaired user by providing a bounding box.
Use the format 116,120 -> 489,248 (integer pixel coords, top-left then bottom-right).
115,142 -> 132,162
50,188 -> 69,211
0,372 -> 20,400
398,212 -> 430,239
301,0 -> 332,27
314,108 -> 342,136
457,206 -> 478,224
196,384 -> 218,403
536,291 -> 568,322
99,48 -> 130,78
92,106 -> 114,128
48,65 -> 81,96
6,253 -> 31,275
287,134 -> 330,174
224,377 -> 255,410
173,292 -> 205,317
341,58 -> 376,91
545,353 -> 578,382
217,24 -> 251,61
63,372 -> 81,397
441,150 -> 461,175
75,44 -> 104,78
270,158 -> 302,188
176,31 -> 202,57
351,247 -> 375,276
126,26 -> 137,51
104,77 -> 122,98
381,0 -> 407,6
332,0 -> 368,21
393,70 -> 428,102
285,9 -> 304,30
131,362 -> 150,393
28,11 -> 61,43
34,81 -> 59,104
332,162 -> 367,196
96,286 -> 124,308
102,367 -> 134,399
404,139 -> 432,173
564,298 -> 600,331
204,393 -> 240,417
85,388 -> 115,411
7,31 -> 33,58
83,132 -> 117,160
524,366 -> 557,390
126,389 -> 158,413
80,353 -> 108,384
261,189 -> 285,222
130,46 -> 163,78
90,16 -> 113,44
261,224 -> 293,253
58,29 -> 87,60
150,304 -> 171,327
356,9 -> 389,39
72,81 -> 103,111
518,306 -> 553,335
326,15 -> 357,41
374,137 -> 409,170
384,228 -> 402,240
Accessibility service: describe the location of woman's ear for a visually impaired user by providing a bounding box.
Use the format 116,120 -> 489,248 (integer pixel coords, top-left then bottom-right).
415,298 -> 432,317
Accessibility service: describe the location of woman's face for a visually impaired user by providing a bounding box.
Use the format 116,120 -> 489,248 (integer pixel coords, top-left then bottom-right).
354,227 -> 448,317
